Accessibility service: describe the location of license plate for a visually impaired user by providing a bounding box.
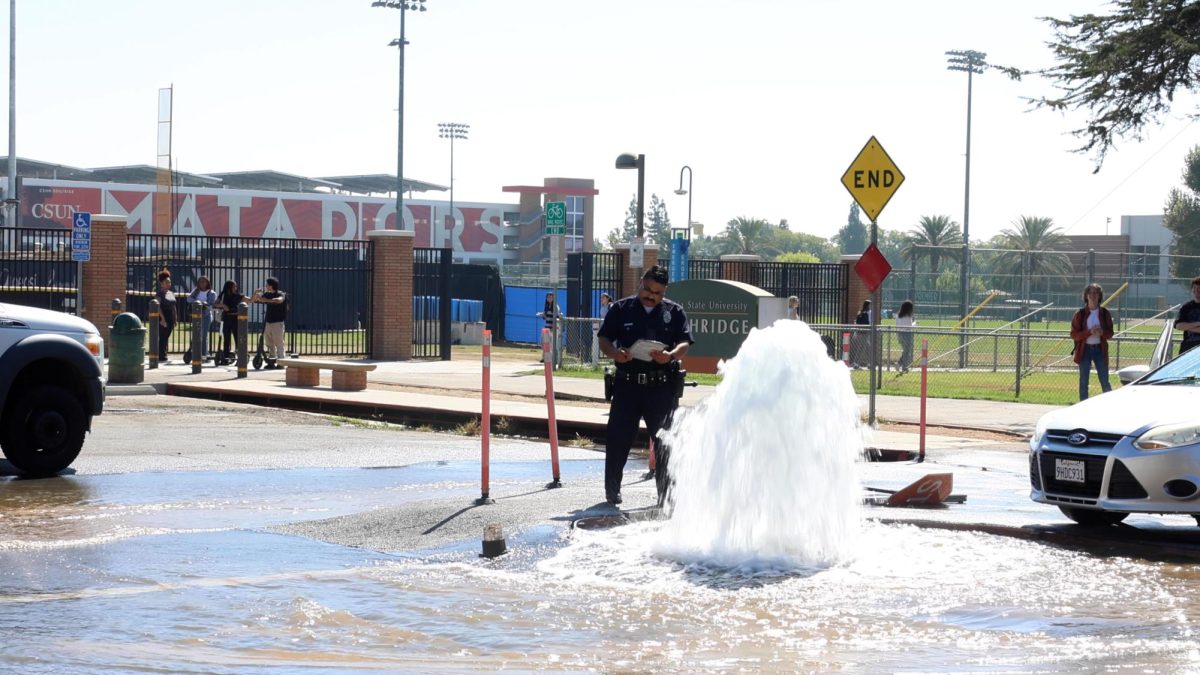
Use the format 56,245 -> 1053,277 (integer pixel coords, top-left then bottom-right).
1055,458 -> 1086,483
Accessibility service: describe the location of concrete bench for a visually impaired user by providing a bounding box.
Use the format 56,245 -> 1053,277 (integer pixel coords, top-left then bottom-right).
277,358 -> 377,392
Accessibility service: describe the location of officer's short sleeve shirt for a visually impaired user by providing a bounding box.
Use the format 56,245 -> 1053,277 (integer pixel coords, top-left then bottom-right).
598,295 -> 693,366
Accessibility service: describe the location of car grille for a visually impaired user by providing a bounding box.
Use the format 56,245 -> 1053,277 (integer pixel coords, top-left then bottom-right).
1039,450 -> 1106,498
1108,459 -> 1149,499
1045,429 -> 1124,450
1030,452 -> 1041,490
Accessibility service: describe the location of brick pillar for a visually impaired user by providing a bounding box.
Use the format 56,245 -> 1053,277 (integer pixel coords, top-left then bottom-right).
367,230 -> 414,360
718,254 -> 760,285
83,215 -> 128,344
614,244 -> 659,297
842,254 -> 870,324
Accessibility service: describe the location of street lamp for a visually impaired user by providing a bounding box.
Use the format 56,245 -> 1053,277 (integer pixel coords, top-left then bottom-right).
6,0 -> 15,227
437,121 -> 469,230
373,0 -> 427,229
947,48 -> 986,366
673,165 -> 692,240
614,153 -> 644,239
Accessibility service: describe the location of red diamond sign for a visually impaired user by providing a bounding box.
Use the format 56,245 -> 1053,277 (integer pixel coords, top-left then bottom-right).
854,243 -> 892,293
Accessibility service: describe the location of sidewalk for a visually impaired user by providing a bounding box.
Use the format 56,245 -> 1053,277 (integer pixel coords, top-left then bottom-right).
113,355 -> 1054,452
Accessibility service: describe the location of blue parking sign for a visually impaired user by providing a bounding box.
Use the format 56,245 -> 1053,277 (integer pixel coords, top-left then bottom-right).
72,212 -> 92,262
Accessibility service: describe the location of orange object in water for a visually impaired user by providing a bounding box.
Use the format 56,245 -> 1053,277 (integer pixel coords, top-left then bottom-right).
886,473 -> 953,507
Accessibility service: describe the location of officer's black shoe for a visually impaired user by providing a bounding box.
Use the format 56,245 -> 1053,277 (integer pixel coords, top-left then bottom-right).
605,493 -> 622,505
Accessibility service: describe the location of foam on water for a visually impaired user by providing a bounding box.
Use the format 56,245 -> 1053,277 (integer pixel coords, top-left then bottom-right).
654,319 -> 865,569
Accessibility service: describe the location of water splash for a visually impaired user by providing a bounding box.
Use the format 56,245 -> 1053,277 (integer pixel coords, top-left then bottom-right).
655,320 -> 864,569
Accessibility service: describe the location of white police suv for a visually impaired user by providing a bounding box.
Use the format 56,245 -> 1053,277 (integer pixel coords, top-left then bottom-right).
0,303 -> 104,475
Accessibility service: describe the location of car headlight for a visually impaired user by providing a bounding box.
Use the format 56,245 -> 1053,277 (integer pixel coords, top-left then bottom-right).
85,334 -> 103,358
1133,423 -> 1200,451
1031,416 -> 1050,450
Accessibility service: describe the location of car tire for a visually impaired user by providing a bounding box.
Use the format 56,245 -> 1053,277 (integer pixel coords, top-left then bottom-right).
1,384 -> 87,476
1058,505 -> 1129,527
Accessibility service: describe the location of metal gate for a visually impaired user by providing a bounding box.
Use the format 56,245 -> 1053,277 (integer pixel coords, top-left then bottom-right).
412,247 -> 452,360
672,258 -> 848,323
566,251 -> 623,318
127,234 -> 372,357
0,228 -> 79,314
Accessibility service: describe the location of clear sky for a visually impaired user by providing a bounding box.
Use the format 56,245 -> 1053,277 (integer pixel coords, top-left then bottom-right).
3,0 -> 1197,245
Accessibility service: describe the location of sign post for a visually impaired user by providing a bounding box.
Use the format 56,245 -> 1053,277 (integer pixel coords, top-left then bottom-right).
841,137 -> 904,427
72,212 -> 92,316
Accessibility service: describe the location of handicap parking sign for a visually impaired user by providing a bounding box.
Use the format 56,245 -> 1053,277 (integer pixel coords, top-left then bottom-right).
72,212 -> 92,262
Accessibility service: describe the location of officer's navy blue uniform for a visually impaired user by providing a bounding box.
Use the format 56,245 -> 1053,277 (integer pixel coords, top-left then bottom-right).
597,294 -> 693,502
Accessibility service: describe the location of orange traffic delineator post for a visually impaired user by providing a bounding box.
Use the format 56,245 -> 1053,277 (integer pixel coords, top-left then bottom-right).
864,473 -> 965,507
477,329 -> 494,505
919,338 -> 928,463
542,328 -> 562,488
644,437 -> 657,478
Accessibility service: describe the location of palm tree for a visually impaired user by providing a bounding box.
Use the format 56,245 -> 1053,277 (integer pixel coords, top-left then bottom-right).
990,215 -> 1074,291
902,215 -> 962,275
718,217 -> 776,256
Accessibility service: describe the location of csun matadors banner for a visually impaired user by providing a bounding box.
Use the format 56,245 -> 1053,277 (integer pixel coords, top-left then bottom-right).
10,178 -> 514,256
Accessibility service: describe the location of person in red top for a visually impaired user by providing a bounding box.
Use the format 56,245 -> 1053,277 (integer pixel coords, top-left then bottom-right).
1070,283 -> 1115,401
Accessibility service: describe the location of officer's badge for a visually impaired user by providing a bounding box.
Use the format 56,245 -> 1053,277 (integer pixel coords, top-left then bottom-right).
662,309 -> 672,324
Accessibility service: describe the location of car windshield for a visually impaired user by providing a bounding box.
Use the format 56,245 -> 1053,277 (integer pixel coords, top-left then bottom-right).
1138,345 -> 1200,385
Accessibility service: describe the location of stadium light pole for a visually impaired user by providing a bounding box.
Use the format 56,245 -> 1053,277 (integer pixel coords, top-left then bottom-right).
673,165 -> 692,241
373,0 -> 427,230
947,48 -> 985,367
437,122 -> 469,229
6,0 -> 15,226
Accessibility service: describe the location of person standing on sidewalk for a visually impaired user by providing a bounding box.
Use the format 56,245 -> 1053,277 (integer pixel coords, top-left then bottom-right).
1071,283 -> 1114,400
155,271 -> 177,363
215,280 -> 245,366
895,299 -> 916,372
187,276 -> 218,361
597,265 -> 693,506
1173,276 -> 1200,355
252,277 -> 287,369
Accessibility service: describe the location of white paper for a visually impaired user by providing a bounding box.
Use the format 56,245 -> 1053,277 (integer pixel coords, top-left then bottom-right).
628,339 -> 666,362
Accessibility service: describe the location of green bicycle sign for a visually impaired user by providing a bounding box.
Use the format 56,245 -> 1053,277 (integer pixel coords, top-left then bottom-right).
545,201 -> 566,234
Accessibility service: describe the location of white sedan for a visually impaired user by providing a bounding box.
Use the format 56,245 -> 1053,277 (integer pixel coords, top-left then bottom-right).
1029,344 -> 1200,526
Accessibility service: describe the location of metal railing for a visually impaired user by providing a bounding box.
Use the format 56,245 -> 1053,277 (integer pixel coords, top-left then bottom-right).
0,227 -> 79,313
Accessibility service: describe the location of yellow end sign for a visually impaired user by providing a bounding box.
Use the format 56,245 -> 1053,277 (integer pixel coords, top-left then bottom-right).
840,136 -> 905,221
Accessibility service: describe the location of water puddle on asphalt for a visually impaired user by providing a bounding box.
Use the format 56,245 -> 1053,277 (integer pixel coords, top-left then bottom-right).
3,322 -> 1199,671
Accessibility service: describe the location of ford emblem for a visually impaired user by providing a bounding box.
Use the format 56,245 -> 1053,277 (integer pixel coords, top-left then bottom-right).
1068,432 -> 1088,446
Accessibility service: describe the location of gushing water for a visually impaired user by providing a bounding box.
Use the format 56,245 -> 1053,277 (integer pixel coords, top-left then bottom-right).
656,320 -> 864,568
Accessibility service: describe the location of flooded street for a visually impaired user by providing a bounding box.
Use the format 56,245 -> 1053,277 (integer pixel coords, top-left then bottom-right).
1,393 -> 1199,672
1,458 -> 1199,671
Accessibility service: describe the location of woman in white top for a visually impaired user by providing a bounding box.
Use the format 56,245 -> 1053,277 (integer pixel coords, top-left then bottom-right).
895,299 -> 916,372
787,295 -> 800,320
1070,283 -> 1114,401
187,276 -> 218,359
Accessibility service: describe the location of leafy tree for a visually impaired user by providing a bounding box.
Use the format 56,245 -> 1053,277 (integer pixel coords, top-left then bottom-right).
1000,1 -> 1200,167
772,228 -> 840,262
902,215 -> 963,276
876,229 -> 909,268
645,193 -> 672,246
592,238 -> 608,252
605,194 -> 640,250
718,217 -> 777,256
835,203 -> 868,254
688,234 -> 724,260
1163,145 -> 1200,280
776,251 -> 820,264
988,216 -> 1074,291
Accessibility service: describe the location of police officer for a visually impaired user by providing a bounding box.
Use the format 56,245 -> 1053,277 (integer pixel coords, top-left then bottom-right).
597,265 -> 693,505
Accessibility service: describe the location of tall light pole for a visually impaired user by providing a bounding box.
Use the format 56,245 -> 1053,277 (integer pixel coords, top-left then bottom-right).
673,165 -> 692,240
6,0 -> 15,226
373,0 -> 427,230
615,153 -> 645,278
437,122 -> 468,231
947,48 -> 985,367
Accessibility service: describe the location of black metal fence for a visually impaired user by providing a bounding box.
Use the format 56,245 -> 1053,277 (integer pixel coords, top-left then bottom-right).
0,228 -> 79,313
566,251 -> 623,318
127,235 -> 372,357
667,258 -> 848,323
412,247 -> 452,359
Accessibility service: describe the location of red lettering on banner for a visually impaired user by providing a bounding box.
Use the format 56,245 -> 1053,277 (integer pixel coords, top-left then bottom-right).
457,207 -> 499,252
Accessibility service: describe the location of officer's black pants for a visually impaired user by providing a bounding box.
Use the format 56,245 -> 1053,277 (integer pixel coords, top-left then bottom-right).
605,380 -> 677,500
